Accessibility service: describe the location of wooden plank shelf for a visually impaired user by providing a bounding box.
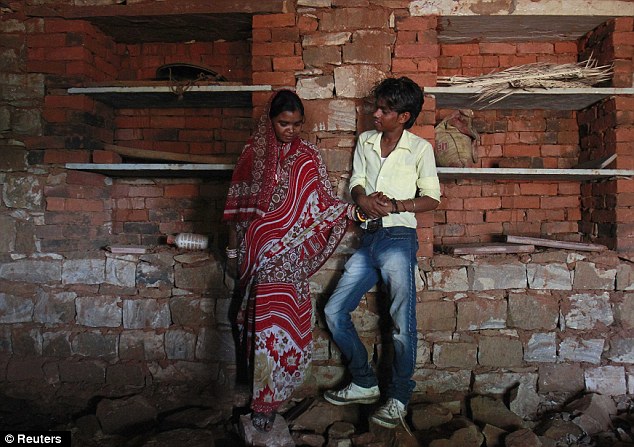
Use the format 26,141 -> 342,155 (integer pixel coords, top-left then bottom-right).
65,163 -> 634,181
65,163 -> 235,177
67,83 -> 272,108
437,167 -> 634,181
425,87 -> 634,110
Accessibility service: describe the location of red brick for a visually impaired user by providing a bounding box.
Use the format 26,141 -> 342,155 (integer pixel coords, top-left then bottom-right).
252,42 -> 296,57
479,42 -> 516,55
462,55 -> 484,68
298,15 -> 318,34
46,197 -> 65,211
27,33 -> 67,48
517,183 -> 558,197
65,198 -> 103,212
616,127 -> 634,142
44,19 -> 95,34
164,184 -> 199,198
43,150 -> 90,164
394,43 -> 439,58
504,145 -> 540,157
613,16 -> 633,32
554,41 -> 578,54
613,31 -> 634,45
127,186 -> 163,198
113,209 -> 148,222
501,196 -> 540,208
558,183 -> 581,195
392,59 -> 418,72
517,42 -> 554,54
499,54 -> 537,67
442,184 -> 482,198
396,16 -> 437,31
486,209 -> 525,222
65,170 -> 108,187
92,150 -> 122,164
464,197 -> 501,210
273,56 -> 304,71
45,95 -> 94,110
541,196 -> 580,209
441,44 -> 479,56
252,71 -> 296,86
541,221 -> 578,234
252,28 -> 271,42
464,222 -> 504,237
438,197 -> 464,210
447,210 -> 485,224
252,13 -> 296,29
526,209 -> 565,221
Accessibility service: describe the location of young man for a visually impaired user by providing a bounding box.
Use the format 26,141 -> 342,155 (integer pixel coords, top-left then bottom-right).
323,77 -> 441,429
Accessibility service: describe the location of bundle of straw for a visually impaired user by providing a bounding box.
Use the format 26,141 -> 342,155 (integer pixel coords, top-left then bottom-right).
438,59 -> 612,106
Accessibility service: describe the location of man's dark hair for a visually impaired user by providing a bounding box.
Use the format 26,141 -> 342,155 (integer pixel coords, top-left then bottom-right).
372,77 -> 424,129
269,89 -> 305,119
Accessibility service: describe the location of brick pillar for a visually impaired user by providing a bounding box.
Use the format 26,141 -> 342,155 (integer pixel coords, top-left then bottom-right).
578,17 -> 634,252
394,15 -> 439,257
251,13 -> 300,116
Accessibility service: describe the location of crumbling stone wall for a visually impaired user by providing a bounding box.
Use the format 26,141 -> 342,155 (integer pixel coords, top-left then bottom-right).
0,242 -> 633,419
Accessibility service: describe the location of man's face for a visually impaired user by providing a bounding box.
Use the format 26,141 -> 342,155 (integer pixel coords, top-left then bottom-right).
372,98 -> 405,132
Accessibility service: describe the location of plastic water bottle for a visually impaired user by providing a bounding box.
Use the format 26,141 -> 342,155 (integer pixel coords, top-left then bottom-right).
166,233 -> 209,250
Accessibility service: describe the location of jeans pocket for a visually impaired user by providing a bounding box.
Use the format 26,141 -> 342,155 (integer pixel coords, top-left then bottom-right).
385,227 -> 416,241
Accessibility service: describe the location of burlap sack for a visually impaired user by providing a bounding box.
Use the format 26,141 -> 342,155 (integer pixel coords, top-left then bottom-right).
434,109 -> 479,167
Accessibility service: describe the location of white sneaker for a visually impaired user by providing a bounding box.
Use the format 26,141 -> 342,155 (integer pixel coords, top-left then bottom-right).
323,382 -> 380,406
370,398 -> 407,429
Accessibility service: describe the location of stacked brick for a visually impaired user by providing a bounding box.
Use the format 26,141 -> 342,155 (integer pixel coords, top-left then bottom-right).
578,17 -> 634,251
1,245 -> 633,415
433,41 -> 585,245
312,249 -> 634,401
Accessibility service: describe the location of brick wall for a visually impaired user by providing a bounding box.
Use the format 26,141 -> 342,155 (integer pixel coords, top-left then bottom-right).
1,1 -> 633,424
23,16 -> 253,250
433,41 -> 585,245
578,17 -> 634,251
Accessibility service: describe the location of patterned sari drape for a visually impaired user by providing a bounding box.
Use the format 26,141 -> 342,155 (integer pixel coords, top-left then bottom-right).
224,91 -> 353,413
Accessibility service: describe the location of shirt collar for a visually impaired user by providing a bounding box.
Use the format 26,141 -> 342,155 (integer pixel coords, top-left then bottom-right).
368,130 -> 413,154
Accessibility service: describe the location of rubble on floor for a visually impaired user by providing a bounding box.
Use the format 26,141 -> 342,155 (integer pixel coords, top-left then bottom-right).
1,390 -> 633,446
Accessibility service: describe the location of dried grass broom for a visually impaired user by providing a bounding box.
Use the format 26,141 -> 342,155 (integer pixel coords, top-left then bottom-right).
437,58 -> 613,106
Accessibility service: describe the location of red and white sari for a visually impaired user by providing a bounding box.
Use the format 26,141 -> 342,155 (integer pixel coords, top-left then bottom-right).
224,91 -> 354,414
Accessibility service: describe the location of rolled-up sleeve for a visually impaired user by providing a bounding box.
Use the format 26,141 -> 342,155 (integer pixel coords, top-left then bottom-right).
416,140 -> 441,203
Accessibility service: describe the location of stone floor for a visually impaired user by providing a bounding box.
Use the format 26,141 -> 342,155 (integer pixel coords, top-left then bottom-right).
1,389 -> 633,447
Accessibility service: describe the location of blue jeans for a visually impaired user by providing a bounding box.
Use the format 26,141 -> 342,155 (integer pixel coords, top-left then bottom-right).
324,226 -> 418,405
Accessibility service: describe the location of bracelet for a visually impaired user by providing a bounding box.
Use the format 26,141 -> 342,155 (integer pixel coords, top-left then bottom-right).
390,198 -> 400,214
410,198 -> 416,212
225,247 -> 238,259
355,206 -> 368,222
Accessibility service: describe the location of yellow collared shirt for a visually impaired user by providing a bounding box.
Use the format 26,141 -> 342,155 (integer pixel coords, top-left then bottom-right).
349,129 -> 441,229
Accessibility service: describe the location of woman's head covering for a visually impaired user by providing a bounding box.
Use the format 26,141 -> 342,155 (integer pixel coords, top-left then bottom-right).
223,90 -> 299,224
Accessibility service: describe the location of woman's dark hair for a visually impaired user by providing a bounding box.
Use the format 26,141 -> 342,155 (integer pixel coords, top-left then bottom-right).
269,89 -> 305,119
372,77 -> 424,129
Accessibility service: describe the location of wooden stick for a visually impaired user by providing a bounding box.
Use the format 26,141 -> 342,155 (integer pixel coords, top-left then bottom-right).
505,235 -> 607,252
103,143 -> 236,164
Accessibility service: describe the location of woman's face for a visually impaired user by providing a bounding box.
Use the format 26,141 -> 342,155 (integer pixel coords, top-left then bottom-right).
271,110 -> 303,144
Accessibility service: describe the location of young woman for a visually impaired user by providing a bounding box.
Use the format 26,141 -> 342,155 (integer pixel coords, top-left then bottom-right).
223,90 -> 362,432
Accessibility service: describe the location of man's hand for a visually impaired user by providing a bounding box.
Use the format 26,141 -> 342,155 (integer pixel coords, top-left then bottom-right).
358,191 -> 391,220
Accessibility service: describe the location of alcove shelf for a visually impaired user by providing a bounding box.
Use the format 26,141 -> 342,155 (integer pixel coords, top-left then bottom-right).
68,84 -> 634,110
65,163 -> 634,181
67,83 -> 272,108
425,87 -> 634,110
